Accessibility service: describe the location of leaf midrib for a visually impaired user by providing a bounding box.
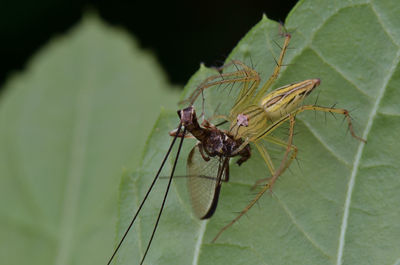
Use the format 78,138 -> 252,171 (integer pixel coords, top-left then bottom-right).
54,71 -> 95,265
335,48 -> 400,265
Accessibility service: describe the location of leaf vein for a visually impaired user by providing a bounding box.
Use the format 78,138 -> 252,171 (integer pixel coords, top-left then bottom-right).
336,47 -> 400,265
274,194 -> 332,259
378,111 -> 400,118
55,77 -> 94,265
370,2 -> 400,48
392,257 -> 400,265
300,119 -> 350,167
309,45 -> 371,98
192,221 -> 207,265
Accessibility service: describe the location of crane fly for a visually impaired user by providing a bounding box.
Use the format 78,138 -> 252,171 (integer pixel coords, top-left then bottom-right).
106,105 -> 251,265
107,30 -> 366,265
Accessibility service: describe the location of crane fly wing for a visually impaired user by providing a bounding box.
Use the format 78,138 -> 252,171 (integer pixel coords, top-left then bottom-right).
187,144 -> 229,219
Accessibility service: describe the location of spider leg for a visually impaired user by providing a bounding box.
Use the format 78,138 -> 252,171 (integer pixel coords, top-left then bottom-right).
212,116 -> 296,243
255,105 -> 366,143
182,62 -> 260,107
253,33 -> 291,103
251,134 -> 298,189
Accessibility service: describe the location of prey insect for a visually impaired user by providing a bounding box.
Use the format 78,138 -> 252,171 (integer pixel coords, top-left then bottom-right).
107,106 -> 251,265
107,30 -> 366,265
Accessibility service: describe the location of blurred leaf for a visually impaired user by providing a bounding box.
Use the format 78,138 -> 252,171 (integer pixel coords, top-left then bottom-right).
0,14 -> 179,265
116,0 -> 400,265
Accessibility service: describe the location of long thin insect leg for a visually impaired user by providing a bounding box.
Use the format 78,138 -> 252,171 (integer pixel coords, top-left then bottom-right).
198,142 -> 210,161
139,127 -> 187,265
106,123 -> 183,265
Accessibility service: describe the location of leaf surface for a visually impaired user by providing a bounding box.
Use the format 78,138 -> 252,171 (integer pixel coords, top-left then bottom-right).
116,0 -> 400,265
0,14 -> 179,265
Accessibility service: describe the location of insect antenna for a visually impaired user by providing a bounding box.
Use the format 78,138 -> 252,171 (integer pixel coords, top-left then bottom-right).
139,126 -> 187,265
106,123 -> 185,265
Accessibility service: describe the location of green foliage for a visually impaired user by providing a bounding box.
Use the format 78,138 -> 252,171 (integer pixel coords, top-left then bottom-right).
1,0 -> 400,264
0,14 -> 179,265
117,1 -> 400,265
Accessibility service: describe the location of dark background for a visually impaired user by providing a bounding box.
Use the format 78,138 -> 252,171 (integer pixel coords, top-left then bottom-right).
0,0 -> 298,89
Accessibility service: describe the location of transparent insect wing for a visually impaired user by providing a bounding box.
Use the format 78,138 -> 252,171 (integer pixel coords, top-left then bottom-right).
186,144 -> 227,219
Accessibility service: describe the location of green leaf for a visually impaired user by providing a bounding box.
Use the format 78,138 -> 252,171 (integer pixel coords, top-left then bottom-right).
116,1 -> 400,265
0,14 -> 179,265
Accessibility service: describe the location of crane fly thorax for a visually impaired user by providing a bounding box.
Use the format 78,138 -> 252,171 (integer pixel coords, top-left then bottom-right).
179,106 -> 249,162
202,130 -> 241,157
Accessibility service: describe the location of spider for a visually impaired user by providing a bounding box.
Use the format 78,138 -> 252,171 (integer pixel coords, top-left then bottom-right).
182,32 -> 366,242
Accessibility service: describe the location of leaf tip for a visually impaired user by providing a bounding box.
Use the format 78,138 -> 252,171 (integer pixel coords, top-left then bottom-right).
261,13 -> 269,21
